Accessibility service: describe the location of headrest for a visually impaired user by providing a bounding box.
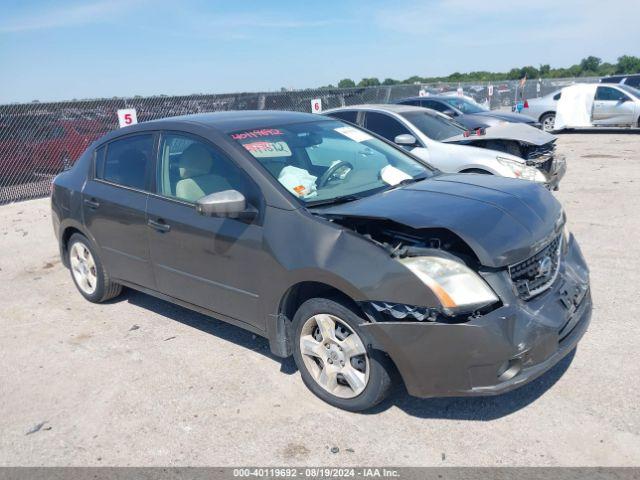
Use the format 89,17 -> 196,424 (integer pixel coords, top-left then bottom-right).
179,143 -> 213,178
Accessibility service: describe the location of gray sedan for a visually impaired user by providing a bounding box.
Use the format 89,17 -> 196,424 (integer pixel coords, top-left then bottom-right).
51,110 -> 590,411
524,84 -> 640,132
396,95 -> 541,130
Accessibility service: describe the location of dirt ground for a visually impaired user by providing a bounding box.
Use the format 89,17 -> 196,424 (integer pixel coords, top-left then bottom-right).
1,131 -> 639,467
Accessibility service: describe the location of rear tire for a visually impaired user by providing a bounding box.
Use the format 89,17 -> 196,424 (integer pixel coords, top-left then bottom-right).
540,113 -> 556,132
67,233 -> 122,303
292,297 -> 392,411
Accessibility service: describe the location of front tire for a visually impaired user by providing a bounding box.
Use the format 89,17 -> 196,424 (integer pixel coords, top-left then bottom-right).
292,298 -> 392,411
67,233 -> 122,303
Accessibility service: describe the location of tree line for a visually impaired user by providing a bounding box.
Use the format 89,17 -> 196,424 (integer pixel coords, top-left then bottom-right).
321,55 -> 640,89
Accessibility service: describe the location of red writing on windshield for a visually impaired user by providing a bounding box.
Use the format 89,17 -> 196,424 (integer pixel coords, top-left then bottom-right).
231,129 -> 283,140
243,141 -> 274,152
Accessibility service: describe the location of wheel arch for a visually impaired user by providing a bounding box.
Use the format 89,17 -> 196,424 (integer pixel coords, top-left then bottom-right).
268,279 -> 366,358
539,111 -> 556,123
58,220 -> 98,268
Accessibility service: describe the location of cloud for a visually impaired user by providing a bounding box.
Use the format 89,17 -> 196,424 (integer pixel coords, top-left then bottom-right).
0,0 -> 145,33
189,11 -> 350,31
374,0 -> 640,45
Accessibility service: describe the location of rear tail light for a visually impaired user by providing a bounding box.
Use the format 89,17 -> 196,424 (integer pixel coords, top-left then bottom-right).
523,100 -> 529,108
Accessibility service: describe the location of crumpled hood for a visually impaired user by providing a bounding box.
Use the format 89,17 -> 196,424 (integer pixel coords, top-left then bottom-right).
475,110 -> 538,124
442,122 -> 555,147
316,173 -> 563,268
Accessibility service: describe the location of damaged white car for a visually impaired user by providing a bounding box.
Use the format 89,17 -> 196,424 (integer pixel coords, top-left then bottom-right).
325,105 -> 566,190
523,83 -> 640,132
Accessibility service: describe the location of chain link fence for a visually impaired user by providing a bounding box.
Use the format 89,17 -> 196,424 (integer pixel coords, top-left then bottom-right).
0,77 -> 599,204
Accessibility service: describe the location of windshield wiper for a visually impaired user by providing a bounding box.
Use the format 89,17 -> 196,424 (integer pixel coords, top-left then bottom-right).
306,194 -> 363,207
397,174 -> 429,186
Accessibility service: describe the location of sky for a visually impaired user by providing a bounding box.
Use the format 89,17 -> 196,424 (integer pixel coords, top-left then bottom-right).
1,0 -> 639,103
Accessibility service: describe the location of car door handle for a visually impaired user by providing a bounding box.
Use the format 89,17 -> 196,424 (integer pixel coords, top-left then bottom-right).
147,218 -> 171,233
84,198 -> 100,209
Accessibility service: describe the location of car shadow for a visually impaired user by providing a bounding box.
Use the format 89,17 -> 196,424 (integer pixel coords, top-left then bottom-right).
120,289 -> 298,375
118,288 -> 575,420
366,348 -> 576,420
555,128 -> 639,134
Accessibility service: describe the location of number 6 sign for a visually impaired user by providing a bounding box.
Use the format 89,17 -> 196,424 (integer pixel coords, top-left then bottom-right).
311,98 -> 322,114
117,108 -> 138,128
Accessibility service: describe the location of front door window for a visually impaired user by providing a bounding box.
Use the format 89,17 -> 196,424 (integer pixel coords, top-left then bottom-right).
157,133 -> 254,203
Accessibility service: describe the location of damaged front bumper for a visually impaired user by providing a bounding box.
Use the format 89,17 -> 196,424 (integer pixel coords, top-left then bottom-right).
542,154 -> 567,191
360,234 -> 591,398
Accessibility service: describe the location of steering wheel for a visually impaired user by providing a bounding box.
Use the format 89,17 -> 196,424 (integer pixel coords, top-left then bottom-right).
317,161 -> 354,188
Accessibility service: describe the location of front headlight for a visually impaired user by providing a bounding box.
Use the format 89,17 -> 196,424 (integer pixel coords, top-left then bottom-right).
497,156 -> 546,183
399,256 -> 499,315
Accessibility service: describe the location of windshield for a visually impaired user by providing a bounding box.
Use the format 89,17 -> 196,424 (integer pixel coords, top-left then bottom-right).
442,97 -> 487,114
619,84 -> 640,99
230,120 -> 431,205
400,111 -> 466,141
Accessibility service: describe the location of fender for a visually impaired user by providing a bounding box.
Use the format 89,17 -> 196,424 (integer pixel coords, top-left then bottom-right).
263,267 -> 369,358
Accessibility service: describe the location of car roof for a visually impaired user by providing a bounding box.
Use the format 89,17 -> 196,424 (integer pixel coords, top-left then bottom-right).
135,110 -> 323,133
325,104 -> 427,114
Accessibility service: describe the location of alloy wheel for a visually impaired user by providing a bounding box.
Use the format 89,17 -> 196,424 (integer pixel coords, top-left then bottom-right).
70,242 -> 98,295
542,115 -> 555,132
299,313 -> 369,399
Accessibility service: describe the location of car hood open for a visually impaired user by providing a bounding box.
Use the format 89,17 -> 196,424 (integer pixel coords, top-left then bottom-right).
442,122 -> 554,147
314,173 -> 563,268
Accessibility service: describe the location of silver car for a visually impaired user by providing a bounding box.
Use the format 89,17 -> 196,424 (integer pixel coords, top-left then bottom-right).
324,104 -> 565,189
524,84 -> 640,132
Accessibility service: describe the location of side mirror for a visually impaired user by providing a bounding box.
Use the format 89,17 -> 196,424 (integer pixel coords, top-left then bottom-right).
442,109 -> 457,117
196,190 -> 255,220
394,134 -> 418,147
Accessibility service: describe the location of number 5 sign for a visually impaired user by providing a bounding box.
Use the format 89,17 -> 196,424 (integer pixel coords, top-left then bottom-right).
117,108 -> 138,128
311,98 -> 322,114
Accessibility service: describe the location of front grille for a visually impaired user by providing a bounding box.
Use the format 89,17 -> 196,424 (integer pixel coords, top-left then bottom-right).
509,234 -> 562,300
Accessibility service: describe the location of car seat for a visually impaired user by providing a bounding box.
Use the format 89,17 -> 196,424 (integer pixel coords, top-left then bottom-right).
175,143 -> 232,202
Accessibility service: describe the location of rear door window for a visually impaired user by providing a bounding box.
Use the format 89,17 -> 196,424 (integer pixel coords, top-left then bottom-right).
96,134 -> 154,190
327,110 -> 358,124
364,112 -> 412,142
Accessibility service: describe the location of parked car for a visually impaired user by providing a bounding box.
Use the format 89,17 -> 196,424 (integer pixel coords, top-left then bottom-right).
325,105 -> 565,190
395,95 -> 541,129
523,84 -> 640,132
31,120 -> 110,173
600,73 -> 640,89
52,111 -> 591,411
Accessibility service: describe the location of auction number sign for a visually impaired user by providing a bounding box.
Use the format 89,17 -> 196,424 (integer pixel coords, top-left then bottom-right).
311,98 -> 322,114
117,108 -> 138,128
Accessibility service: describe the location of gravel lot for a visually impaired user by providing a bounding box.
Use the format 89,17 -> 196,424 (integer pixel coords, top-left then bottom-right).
1,131 -> 639,467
